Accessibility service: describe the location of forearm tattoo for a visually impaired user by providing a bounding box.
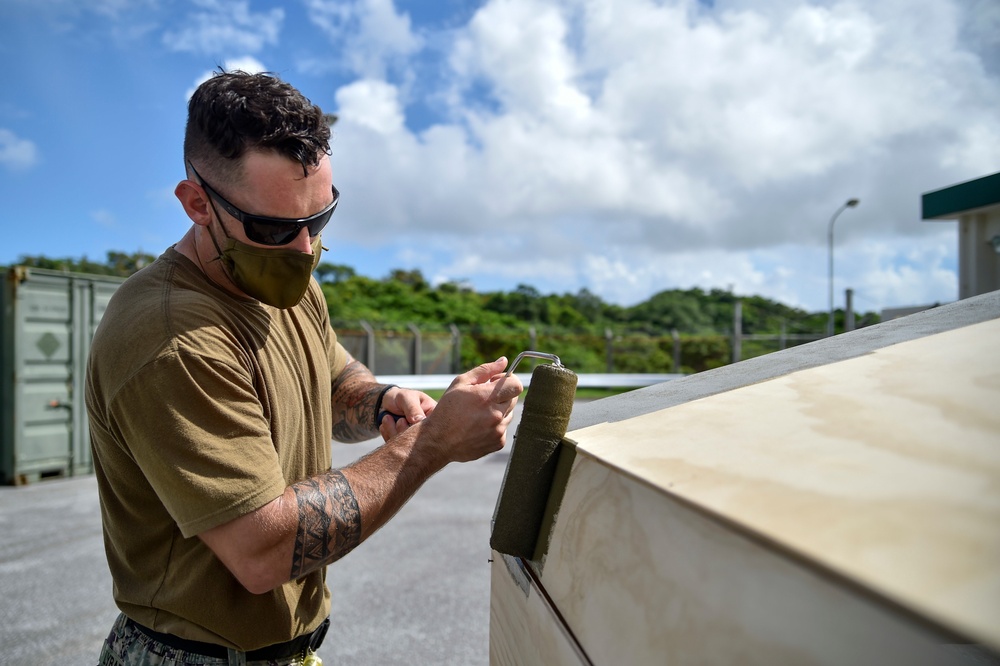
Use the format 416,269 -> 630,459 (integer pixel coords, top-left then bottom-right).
290,470 -> 362,580
330,361 -> 384,442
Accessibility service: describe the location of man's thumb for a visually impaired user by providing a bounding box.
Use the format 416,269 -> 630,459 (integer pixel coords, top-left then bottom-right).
453,357 -> 508,387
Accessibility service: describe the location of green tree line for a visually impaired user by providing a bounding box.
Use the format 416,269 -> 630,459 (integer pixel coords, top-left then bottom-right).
315,263 -> 879,372
11,253 -> 879,373
15,251 -> 157,277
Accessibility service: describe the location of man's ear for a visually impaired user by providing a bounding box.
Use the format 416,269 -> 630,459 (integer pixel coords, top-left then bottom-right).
175,180 -> 212,227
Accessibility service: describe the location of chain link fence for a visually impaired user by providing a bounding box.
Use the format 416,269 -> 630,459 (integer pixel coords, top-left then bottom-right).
333,316 -> 828,376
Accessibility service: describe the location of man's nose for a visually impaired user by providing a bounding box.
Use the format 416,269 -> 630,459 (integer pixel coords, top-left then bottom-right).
290,225 -> 313,253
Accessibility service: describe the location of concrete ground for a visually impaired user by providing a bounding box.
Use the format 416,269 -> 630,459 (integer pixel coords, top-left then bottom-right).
0,404 -> 528,665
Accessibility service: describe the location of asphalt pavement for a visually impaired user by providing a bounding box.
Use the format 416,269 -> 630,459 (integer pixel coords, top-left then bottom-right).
0,404 -> 527,665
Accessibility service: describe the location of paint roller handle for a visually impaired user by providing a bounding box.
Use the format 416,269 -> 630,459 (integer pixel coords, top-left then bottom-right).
505,351 -> 562,377
377,409 -> 404,427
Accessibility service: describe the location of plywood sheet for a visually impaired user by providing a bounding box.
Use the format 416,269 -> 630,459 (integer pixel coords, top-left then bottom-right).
565,318 -> 1000,649
539,455 -> 970,665
490,554 -> 590,666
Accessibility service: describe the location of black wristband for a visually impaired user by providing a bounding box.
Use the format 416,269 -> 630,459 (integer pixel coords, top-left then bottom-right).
373,384 -> 397,430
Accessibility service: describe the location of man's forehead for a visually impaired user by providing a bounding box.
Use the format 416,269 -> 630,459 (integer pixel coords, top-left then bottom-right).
242,150 -> 330,182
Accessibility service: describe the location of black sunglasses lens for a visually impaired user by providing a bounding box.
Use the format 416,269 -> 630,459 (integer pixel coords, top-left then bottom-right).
243,210 -> 334,246
240,188 -> 338,246
306,209 -> 335,237
244,221 -> 304,246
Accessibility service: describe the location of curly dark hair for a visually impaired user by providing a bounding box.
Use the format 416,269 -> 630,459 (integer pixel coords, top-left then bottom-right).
184,70 -> 332,186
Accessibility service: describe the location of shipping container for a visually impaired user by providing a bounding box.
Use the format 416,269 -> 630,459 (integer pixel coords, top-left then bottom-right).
0,266 -> 123,484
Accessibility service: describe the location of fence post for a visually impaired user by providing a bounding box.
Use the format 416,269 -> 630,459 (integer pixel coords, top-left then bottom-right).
671,328 -> 681,372
845,288 -> 855,332
529,325 -> 537,351
407,322 -> 422,375
732,300 -> 742,363
449,323 -> 461,373
779,319 -> 787,351
359,320 -> 376,372
605,328 -> 614,372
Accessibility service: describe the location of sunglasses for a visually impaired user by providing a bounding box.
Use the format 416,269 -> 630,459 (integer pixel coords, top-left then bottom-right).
188,162 -> 339,246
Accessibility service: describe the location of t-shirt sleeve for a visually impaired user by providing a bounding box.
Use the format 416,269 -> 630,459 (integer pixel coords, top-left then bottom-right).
313,282 -> 349,378
327,332 -> 349,380
106,350 -> 287,538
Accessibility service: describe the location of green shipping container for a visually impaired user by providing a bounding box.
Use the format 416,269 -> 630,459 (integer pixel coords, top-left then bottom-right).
0,266 -> 123,485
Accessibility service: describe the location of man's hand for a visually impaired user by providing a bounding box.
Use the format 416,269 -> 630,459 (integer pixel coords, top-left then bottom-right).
410,357 -> 523,464
377,387 -> 437,439
330,358 -> 437,443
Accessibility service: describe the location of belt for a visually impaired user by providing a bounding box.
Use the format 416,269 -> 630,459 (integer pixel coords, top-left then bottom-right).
126,616 -> 330,661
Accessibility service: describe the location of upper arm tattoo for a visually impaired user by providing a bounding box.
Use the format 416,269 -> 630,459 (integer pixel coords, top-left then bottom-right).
290,469 -> 362,580
330,360 -> 383,442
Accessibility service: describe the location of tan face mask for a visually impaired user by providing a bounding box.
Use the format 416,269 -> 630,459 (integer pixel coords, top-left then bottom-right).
217,235 -> 323,309
207,205 -> 323,309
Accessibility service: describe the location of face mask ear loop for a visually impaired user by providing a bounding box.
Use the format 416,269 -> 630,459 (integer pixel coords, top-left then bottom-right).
202,192 -> 231,265
187,161 -> 227,263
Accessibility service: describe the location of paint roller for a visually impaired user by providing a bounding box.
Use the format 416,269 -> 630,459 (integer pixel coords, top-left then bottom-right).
491,351 -> 578,560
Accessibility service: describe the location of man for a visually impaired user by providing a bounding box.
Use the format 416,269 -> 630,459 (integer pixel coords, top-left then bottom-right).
86,70 -> 523,666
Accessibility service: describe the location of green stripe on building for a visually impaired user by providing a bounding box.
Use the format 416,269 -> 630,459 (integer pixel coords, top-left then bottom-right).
922,171 -> 1000,220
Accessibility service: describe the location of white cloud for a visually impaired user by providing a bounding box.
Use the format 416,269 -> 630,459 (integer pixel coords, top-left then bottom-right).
322,0 -> 998,311
0,129 -> 40,171
347,228 -> 959,317
846,232 -> 959,310
163,0 -> 283,55
453,0 -> 593,129
954,0 -> 1000,75
335,79 -> 405,134
305,0 -> 422,79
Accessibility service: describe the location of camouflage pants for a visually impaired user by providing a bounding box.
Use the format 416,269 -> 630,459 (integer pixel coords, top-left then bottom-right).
98,613 -> 313,666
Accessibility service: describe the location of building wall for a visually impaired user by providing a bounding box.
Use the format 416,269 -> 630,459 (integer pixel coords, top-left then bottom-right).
958,210 -> 1000,299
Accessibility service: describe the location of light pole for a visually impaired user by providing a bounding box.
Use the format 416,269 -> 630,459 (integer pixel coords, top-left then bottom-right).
828,198 -> 860,337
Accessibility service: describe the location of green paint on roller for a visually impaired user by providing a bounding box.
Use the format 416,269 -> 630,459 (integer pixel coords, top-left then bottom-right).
532,436 -> 578,563
491,362 -> 578,559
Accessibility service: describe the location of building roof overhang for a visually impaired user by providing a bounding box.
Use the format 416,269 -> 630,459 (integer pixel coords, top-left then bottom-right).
922,171 -> 1000,220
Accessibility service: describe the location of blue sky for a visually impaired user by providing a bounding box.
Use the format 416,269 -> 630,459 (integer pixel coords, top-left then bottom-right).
2,0 -> 997,314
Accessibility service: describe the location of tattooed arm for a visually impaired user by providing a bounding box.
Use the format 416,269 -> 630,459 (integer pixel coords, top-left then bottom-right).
330,357 -> 437,443
198,358 -> 522,594
288,470 -> 362,578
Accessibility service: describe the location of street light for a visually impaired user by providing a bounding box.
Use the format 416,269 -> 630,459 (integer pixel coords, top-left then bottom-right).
828,198 -> 860,337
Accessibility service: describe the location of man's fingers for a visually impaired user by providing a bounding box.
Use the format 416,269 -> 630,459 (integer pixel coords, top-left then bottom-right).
379,414 -> 414,441
450,357 -> 508,388
489,375 -> 524,403
392,415 -> 411,435
500,406 -> 516,427
384,388 -> 436,425
399,393 -> 432,424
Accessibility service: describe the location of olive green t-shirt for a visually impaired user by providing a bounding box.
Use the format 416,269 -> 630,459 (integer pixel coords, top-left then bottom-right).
86,247 -> 348,650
